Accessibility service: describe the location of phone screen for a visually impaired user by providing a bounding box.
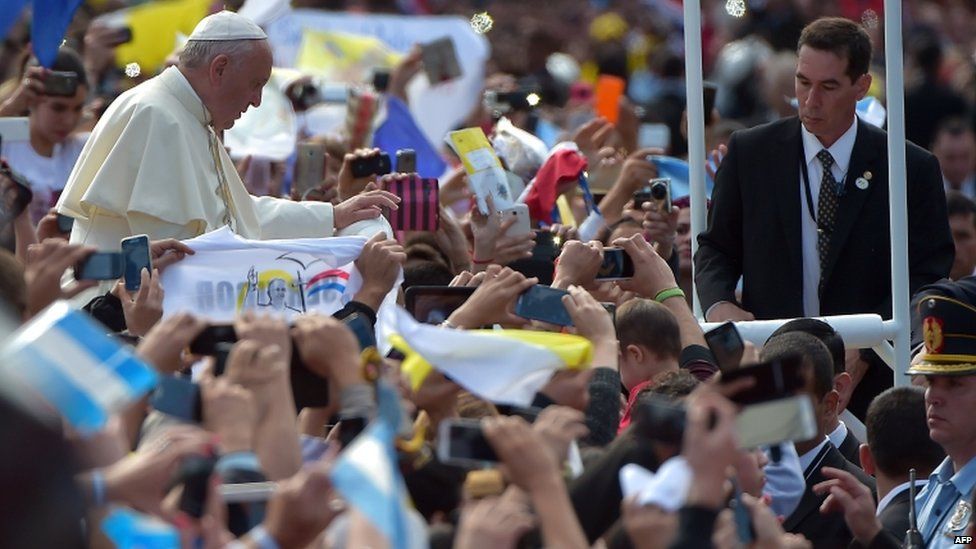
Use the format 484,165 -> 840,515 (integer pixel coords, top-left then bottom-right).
515,285 -> 573,327
121,235 -> 151,291
350,153 -> 392,178
439,419 -> 498,465
150,375 -> 201,422
56,213 -> 74,233
596,248 -> 634,280
75,252 -> 124,280
704,322 -> 745,372
404,286 -> 475,324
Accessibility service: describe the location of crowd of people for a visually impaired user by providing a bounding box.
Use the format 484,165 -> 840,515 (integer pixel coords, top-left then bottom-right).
2,0 -> 976,548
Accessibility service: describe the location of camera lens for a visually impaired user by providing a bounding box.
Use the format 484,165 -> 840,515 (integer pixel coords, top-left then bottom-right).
650,181 -> 667,200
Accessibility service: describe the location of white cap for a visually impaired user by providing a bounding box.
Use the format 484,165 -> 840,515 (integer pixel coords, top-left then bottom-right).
187,11 -> 267,42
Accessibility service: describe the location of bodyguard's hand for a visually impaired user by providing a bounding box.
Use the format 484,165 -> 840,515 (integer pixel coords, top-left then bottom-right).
136,313 -> 208,374
814,467 -> 882,545
25,240 -> 98,317
333,189 -> 400,231
705,302 -> 755,323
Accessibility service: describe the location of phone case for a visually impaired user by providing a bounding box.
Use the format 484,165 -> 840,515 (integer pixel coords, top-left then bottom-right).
594,75 -> 625,124
386,176 -> 439,232
501,205 -> 532,237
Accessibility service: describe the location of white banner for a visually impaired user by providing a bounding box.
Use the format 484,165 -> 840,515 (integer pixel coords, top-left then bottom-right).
263,10 -> 489,148
160,228 -> 369,322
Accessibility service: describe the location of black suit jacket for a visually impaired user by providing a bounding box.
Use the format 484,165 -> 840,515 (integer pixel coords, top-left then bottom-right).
783,443 -> 877,548
696,117 -> 954,320
877,487 -> 912,541
837,428 -> 862,467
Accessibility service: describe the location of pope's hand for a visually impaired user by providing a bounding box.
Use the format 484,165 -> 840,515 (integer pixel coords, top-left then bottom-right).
333,189 -> 400,231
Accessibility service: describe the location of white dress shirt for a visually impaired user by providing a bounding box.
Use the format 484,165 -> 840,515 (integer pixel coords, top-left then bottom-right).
944,175 -> 976,200
827,420 -> 849,449
877,479 -> 928,516
799,117 -> 859,317
798,437 -> 832,475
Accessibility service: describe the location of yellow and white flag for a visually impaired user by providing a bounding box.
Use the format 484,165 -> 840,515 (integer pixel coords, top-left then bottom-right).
381,306 -> 592,407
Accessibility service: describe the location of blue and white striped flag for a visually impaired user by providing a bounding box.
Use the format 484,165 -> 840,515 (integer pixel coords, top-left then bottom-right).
1,301 -> 159,434
330,381 -> 410,549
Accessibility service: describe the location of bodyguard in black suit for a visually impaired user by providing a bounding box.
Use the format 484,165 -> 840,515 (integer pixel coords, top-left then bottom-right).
696,19 -> 953,323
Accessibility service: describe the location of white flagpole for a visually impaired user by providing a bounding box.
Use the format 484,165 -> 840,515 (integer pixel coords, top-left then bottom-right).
683,0 -> 707,318
882,0 -> 911,387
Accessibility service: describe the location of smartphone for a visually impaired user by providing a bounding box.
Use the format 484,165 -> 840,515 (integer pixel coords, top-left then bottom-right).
515,285 -> 573,327
635,178 -> 671,213
56,213 -> 74,233
396,149 -> 417,174
213,341 -> 234,377
74,251 -> 124,280
719,355 -> 809,406
120,234 -> 152,292
500,204 -> 532,237
337,415 -> 369,450
531,230 -> 559,261
150,375 -> 201,422
421,37 -> 462,84
294,142 -> 326,198
44,71 -> 79,97
177,455 -> 217,519
637,123 -> 671,151
219,482 -> 277,504
372,69 -> 390,93
735,394 -> 818,449
594,75 -> 626,124
342,312 -> 376,351
385,176 -> 438,231
596,247 -> 634,280
703,81 -> 718,125
404,286 -> 475,324
189,324 -> 237,355
437,418 -> 498,467
704,322 -> 745,372
730,480 -> 756,544
350,152 -> 392,178
0,162 -> 34,225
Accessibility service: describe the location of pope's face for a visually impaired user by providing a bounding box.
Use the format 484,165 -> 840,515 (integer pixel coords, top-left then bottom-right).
210,40 -> 272,131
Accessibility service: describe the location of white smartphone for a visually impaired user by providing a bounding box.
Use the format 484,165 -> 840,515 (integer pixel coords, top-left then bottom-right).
437,418 -> 498,468
735,395 -> 818,449
500,204 -> 532,237
0,117 -> 30,146
638,123 -> 671,151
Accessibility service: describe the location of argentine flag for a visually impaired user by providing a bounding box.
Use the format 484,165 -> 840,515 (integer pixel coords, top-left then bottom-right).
330,381 -> 410,549
1,301 -> 159,435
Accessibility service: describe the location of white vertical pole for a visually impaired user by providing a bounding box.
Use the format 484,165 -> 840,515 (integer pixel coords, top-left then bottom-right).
683,0 -> 707,318
884,0 -> 911,387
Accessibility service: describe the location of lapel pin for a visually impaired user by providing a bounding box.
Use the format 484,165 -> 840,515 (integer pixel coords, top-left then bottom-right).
864,171 -> 873,180
855,177 -> 869,190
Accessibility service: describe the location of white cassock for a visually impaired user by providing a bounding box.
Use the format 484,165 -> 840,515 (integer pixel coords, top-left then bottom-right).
57,66 -> 380,249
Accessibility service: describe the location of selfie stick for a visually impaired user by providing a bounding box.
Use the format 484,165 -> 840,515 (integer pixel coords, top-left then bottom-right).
904,468 -> 923,548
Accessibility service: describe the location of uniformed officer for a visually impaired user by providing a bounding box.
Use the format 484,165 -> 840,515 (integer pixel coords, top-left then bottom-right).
908,292 -> 976,548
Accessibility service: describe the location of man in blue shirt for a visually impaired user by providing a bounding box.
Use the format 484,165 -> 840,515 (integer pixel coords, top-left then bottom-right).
908,290 -> 976,548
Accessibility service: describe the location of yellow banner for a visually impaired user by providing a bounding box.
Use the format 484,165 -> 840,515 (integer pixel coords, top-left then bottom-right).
294,28 -> 401,83
114,0 -> 211,73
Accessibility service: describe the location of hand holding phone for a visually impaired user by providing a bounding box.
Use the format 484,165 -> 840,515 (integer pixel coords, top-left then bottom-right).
43,71 -> 79,97
595,247 -> 635,280
384,175 -> 438,231
500,204 -> 532,238
421,37 -> 462,84
405,286 -> 476,324
121,234 -> 152,291
704,322 -> 745,372
350,152 -> 392,178
515,285 -> 574,327
294,142 -> 327,198
395,149 -> 416,173
437,418 -> 498,467
75,251 -> 124,280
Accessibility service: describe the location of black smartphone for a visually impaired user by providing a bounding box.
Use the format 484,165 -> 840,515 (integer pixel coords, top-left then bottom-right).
336,415 -> 369,449
0,162 -> 33,225
213,341 -> 234,377
177,454 -> 217,519
705,321 -> 745,372
404,286 -> 476,324
596,247 -> 635,280
44,71 -> 79,97
74,251 -> 124,280
350,152 -> 392,178
150,375 -> 202,422
436,418 -> 498,467
56,213 -> 74,233
120,234 -> 151,292
189,324 -> 237,355
515,285 -> 573,327
396,149 -> 416,173
719,355 -> 809,405
372,69 -> 390,93
342,312 -> 376,350
703,81 -> 718,125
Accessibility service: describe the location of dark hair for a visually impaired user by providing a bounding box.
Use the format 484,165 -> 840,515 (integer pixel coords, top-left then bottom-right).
615,298 -> 681,360
644,369 -> 699,399
402,261 -> 454,290
769,318 -> 845,376
934,117 -> 974,142
866,387 -> 945,478
797,17 -> 872,83
762,332 -> 834,400
29,47 -> 88,89
947,190 -> 976,222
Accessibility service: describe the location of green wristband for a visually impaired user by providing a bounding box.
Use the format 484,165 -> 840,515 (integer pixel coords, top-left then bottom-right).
654,287 -> 686,303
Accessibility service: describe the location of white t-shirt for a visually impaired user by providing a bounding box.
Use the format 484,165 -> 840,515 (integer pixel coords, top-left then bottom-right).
2,133 -> 88,224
